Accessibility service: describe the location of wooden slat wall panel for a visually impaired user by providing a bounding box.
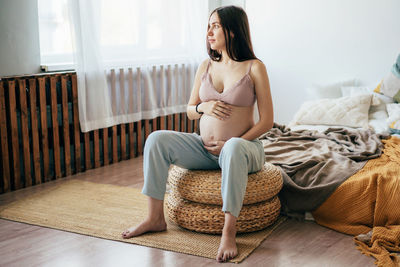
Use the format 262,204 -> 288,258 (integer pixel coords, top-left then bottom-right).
180,113 -> 185,133
137,121 -> 142,155
110,69 -> 118,164
187,117 -> 193,133
38,77 -> 50,181
173,64 -> 182,131
71,74 -> 81,173
174,114 -> 179,132
181,64 -> 187,130
61,76 -> 72,176
0,71 -> 198,193
18,80 -> 31,187
144,120 -> 150,141
194,120 -> 199,134
120,124 -> 126,160
127,69 -> 135,158
50,77 -> 61,178
167,65 -> 173,132
84,132 -> 91,170
150,67 -> 157,135
93,130 -> 100,168
119,69 -> 127,161
167,115 -> 172,130
103,128 -> 109,166
129,123 -> 135,158
185,116 -> 189,133
0,81 -> 10,192
8,81 -> 21,189
160,66 -> 166,131
153,118 -> 157,131
112,125 -> 118,163
161,116 -> 166,130
136,68 -> 143,155
28,79 -> 41,185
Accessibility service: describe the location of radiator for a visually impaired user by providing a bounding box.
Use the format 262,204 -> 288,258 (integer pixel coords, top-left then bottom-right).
0,71 -> 198,193
105,63 -> 196,123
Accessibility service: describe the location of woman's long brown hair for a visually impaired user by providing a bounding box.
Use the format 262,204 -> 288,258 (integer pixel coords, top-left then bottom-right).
207,6 -> 257,62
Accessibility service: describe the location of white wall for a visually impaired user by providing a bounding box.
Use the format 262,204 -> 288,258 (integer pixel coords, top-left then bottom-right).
246,0 -> 400,124
209,0 -> 246,14
222,0 -> 245,8
0,0 -> 41,76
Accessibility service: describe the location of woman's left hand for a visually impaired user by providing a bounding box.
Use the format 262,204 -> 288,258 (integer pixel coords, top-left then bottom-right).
204,141 -> 226,156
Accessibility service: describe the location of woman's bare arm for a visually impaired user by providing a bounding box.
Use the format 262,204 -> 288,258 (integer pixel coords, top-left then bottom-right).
240,60 -> 274,140
186,59 -> 209,120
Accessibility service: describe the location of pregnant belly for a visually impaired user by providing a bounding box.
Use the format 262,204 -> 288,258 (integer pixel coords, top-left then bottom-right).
200,106 -> 254,146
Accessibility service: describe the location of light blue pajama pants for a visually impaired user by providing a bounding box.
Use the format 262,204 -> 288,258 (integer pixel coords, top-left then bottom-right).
141,130 -> 265,218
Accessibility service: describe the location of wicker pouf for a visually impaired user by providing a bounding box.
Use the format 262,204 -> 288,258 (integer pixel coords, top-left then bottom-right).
166,162 -> 283,234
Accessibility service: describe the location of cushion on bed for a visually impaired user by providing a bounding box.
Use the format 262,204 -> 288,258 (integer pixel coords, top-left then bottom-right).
289,94 -> 373,129
341,85 -> 393,105
386,103 -> 400,134
340,86 -> 392,134
374,54 -> 400,103
341,85 -> 393,116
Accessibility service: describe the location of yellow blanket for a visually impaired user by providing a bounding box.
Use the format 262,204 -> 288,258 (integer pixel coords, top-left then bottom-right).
313,136 -> 400,267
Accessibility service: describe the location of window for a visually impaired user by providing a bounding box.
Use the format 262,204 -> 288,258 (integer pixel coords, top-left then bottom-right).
38,0 -> 207,70
38,0 -> 74,68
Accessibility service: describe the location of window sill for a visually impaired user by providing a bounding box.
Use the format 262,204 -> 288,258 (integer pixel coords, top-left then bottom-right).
41,63 -> 76,72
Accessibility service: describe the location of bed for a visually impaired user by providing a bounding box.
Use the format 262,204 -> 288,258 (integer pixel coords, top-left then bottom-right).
261,72 -> 400,266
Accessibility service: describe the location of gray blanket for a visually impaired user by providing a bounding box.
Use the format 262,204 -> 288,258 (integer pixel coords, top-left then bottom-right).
259,124 -> 387,214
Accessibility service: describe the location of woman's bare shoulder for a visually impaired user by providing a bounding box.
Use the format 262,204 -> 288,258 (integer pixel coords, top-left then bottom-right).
198,58 -> 210,72
251,59 -> 266,73
249,59 -> 269,87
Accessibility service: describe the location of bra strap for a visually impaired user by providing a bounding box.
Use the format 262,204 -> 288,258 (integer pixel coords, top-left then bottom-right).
206,59 -> 211,73
247,60 -> 254,74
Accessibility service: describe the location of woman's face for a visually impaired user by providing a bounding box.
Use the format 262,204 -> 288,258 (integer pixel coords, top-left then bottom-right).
207,12 -> 225,51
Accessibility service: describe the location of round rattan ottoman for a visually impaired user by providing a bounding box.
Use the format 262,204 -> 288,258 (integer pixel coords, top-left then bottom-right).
166,162 -> 283,234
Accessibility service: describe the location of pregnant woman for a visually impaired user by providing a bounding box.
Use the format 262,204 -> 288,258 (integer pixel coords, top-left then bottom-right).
122,5 -> 273,262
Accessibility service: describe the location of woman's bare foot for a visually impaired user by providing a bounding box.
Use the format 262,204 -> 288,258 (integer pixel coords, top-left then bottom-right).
216,225 -> 238,262
121,218 -> 167,239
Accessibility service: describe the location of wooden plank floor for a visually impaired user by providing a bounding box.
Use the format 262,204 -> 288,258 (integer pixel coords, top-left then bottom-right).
0,157 -> 375,267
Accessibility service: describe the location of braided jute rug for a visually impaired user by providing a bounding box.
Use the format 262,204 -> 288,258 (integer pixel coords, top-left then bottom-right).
0,180 -> 286,263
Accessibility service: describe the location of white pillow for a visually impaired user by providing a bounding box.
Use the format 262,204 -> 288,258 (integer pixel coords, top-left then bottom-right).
368,118 -> 390,135
341,85 -> 394,104
306,79 -> 359,100
386,103 -> 400,134
387,103 -> 400,121
289,94 -> 372,129
341,85 -> 393,117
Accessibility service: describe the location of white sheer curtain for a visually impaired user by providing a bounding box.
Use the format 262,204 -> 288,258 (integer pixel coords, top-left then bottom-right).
68,0 -> 208,132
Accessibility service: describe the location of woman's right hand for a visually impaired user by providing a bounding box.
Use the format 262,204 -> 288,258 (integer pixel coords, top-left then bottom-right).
199,101 -> 232,120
